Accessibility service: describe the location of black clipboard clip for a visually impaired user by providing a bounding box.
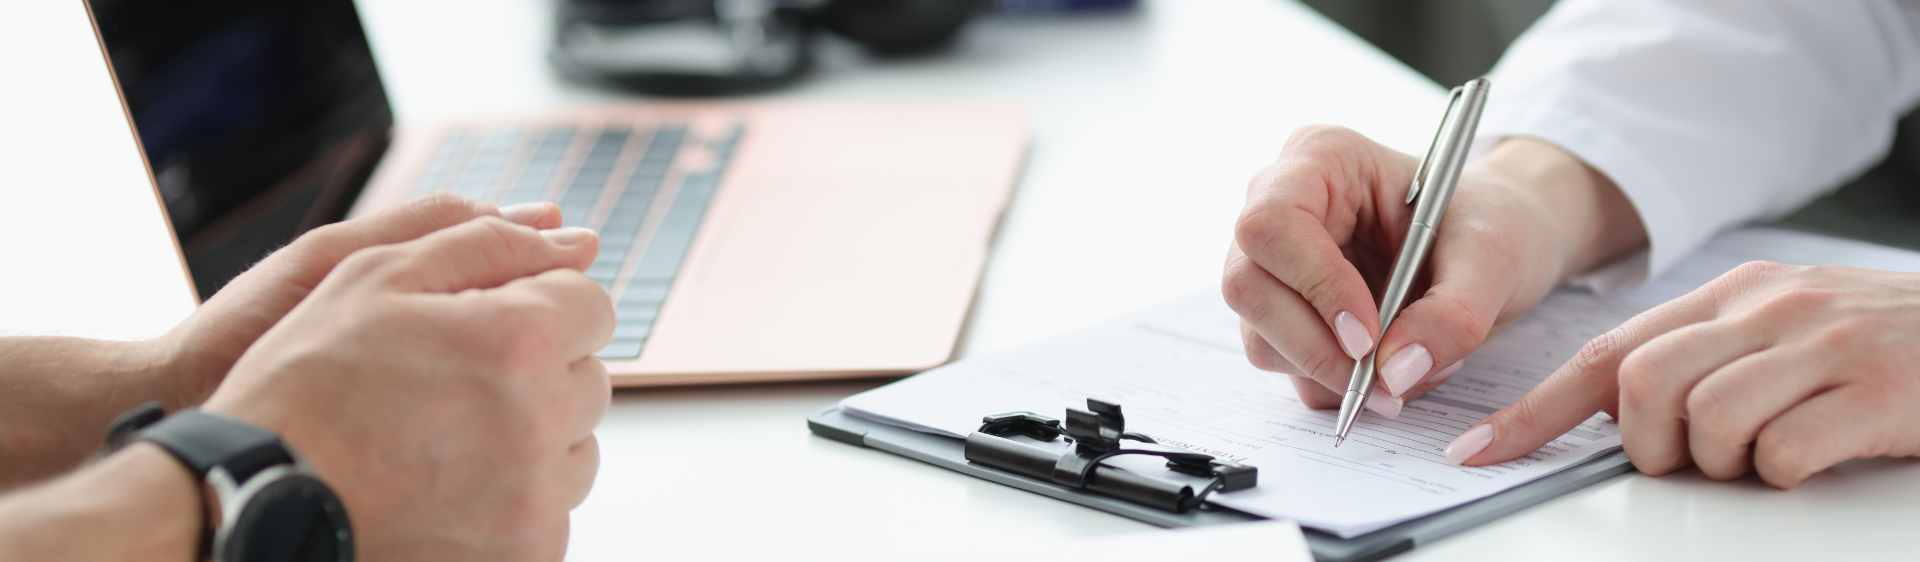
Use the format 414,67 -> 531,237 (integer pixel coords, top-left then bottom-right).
963,398 -> 1257,513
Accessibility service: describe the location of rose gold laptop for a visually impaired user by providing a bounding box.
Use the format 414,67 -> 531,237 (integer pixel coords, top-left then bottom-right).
86,0 -> 1027,386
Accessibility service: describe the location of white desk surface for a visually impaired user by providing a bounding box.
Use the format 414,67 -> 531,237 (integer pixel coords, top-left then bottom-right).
7,0 -> 1916,559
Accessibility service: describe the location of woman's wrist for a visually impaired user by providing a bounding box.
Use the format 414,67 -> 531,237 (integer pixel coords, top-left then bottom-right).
1468,137 -> 1649,283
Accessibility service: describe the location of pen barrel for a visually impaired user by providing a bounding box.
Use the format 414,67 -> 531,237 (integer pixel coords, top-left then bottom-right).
1336,79 -> 1488,443
1377,222 -> 1436,331
1334,387 -> 1367,436
964,432 -> 1195,512
1342,350 -> 1378,395
1409,79 -> 1489,228
1335,213 -> 1437,439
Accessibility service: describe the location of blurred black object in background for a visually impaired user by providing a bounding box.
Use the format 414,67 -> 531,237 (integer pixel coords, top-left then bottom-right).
1300,0 -> 1550,89
552,0 -> 827,96
551,0 -> 1135,96
818,0 -> 982,55
88,0 -> 392,300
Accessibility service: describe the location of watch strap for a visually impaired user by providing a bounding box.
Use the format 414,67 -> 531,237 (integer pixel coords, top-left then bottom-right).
99,401 -> 168,456
137,410 -> 295,483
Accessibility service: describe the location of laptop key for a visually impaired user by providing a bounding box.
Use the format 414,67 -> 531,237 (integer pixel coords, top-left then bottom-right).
410,129 -> 468,197
595,340 -> 644,359
499,128 -> 576,206
554,128 -> 630,228
592,126 -> 742,360
612,321 -> 652,340
450,129 -> 518,201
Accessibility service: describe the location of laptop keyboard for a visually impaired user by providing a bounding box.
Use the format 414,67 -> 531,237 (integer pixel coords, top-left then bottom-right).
407,121 -> 744,360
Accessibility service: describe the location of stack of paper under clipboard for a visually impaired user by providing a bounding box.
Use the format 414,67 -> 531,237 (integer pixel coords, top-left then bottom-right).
809,227 -> 1920,562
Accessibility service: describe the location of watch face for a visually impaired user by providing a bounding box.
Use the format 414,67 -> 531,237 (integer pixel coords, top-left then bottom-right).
223,473 -> 353,562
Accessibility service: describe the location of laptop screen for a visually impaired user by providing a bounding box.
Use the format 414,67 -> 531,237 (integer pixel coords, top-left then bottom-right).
87,0 -> 392,299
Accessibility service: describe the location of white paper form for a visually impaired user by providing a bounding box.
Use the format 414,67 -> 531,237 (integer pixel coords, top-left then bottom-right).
840,227 -> 1920,538
844,289 -> 1634,537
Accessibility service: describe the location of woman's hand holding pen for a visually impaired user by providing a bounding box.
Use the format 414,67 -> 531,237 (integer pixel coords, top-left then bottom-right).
1222,126 -> 1645,416
1231,126 -> 1920,489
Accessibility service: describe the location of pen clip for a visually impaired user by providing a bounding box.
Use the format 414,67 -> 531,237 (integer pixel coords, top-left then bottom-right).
1406,85 -> 1468,206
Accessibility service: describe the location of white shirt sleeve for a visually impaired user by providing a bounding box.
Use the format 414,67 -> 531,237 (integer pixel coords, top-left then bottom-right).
1470,0 -> 1920,292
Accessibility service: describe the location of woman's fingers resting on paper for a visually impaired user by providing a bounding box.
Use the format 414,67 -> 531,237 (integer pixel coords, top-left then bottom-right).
1450,262 -> 1920,489
1223,127 -> 1639,414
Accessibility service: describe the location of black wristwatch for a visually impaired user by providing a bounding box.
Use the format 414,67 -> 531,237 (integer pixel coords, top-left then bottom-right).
101,402 -> 353,562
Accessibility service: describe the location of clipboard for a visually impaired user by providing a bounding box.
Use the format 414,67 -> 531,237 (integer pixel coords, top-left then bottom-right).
809,405 -> 1634,562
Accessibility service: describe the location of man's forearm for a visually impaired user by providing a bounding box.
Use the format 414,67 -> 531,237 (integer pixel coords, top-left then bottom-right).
0,337 -> 191,490
0,443 -> 199,561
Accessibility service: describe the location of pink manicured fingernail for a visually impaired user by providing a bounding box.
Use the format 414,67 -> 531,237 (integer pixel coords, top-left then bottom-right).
1381,343 -> 1433,397
1364,394 -> 1402,419
500,202 -> 550,225
541,227 -> 596,247
1428,359 -> 1464,386
1445,424 -> 1494,465
1334,311 -> 1373,360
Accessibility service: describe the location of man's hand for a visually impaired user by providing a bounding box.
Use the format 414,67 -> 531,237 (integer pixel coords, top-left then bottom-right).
1224,126 -> 1645,415
160,192 -> 562,405
1448,263 -> 1920,489
0,193 -> 561,488
202,214 -> 612,560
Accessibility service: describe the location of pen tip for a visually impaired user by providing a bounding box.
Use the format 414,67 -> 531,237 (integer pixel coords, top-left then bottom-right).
1333,436 -> 1344,447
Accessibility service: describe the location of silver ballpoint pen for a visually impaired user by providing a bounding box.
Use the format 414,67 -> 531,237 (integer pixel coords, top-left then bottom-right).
1333,79 -> 1490,447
